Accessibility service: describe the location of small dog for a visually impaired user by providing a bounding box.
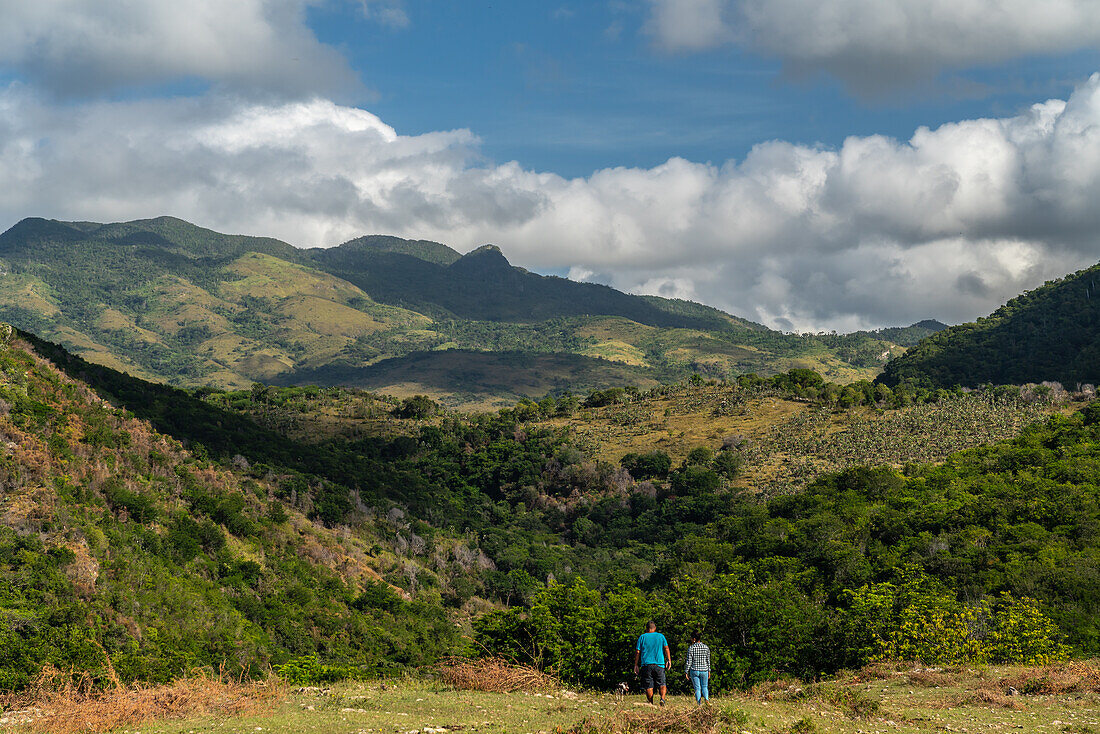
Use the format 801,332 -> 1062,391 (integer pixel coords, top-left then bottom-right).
615,682 -> 630,701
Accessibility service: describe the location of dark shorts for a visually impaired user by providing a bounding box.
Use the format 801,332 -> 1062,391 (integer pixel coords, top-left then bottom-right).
640,664 -> 666,689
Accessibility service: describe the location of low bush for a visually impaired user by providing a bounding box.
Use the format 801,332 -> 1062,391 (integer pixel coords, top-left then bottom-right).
275,655 -> 369,686
437,657 -> 559,693
560,705 -> 748,734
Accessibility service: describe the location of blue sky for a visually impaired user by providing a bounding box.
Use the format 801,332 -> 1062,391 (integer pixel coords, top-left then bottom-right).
307,2 -> 1100,176
4,1 -> 1100,331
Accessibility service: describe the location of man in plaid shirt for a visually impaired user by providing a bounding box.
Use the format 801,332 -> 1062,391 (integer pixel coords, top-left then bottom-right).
684,631 -> 711,704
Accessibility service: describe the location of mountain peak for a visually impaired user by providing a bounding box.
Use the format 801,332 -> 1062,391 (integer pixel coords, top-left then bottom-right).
468,244 -> 503,256
449,244 -> 514,278
0,218 -> 83,247
910,319 -> 948,330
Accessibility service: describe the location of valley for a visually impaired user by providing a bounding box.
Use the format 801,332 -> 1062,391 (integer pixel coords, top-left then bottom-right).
2,234 -> 1100,734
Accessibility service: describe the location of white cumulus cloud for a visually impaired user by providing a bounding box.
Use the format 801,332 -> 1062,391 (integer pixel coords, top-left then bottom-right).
0,0 -> 359,97
5,75 -> 1100,331
645,0 -> 1100,92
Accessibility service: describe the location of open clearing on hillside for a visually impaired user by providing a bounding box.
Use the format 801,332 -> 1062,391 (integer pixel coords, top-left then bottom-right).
10,664 -> 1100,734
221,381 -> 1085,493
543,385 -> 1083,493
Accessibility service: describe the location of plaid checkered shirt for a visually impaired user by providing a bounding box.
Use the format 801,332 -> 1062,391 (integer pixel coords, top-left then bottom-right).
684,642 -> 711,673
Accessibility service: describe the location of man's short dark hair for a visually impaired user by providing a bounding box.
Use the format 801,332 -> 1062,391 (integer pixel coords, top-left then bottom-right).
646,620 -> 657,631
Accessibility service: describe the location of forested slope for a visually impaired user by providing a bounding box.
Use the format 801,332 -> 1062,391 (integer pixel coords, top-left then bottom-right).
0,326 -> 461,690
880,263 -> 1100,388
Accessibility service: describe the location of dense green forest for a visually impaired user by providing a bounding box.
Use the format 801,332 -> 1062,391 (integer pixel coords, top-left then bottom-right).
880,262 -> 1100,389
3,326 -> 1096,695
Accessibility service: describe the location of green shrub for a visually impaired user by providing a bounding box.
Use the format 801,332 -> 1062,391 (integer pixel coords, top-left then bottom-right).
102,478 -> 157,523
712,450 -> 742,479
620,451 -> 672,480
394,395 -> 438,420
353,581 -> 404,613
275,655 -> 372,685
685,447 -> 714,466
842,571 -> 1069,666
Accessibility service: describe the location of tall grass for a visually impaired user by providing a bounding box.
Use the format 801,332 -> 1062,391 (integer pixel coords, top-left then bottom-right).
0,664 -> 280,734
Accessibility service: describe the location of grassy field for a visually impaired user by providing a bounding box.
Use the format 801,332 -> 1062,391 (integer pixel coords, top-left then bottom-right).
10,664 -> 1100,734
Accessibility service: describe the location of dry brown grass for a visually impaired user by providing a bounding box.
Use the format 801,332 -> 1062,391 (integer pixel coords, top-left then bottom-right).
956,688 -> 1028,710
747,677 -> 805,700
840,660 -> 906,684
904,669 -> 960,688
757,682 -> 881,719
436,656 -> 560,693
561,705 -> 744,734
0,665 -> 280,734
840,661 -> 979,687
1002,659 -> 1100,695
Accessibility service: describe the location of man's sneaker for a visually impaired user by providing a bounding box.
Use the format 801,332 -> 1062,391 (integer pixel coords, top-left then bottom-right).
659,698 -> 665,707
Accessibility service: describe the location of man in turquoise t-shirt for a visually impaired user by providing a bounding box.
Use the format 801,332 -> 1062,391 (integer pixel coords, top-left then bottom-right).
632,620 -> 671,705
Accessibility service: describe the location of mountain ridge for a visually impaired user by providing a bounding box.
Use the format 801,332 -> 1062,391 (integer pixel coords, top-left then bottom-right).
325,233 -> 462,266
0,216 -> 927,404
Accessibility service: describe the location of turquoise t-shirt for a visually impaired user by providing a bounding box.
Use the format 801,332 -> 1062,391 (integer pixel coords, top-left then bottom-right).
636,632 -> 668,666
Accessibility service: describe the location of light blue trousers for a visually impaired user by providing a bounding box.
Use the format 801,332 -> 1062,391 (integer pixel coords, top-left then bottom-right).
688,669 -> 709,702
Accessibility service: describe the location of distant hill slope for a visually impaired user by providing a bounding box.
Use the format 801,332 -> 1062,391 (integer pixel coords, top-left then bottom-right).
329,234 -> 463,266
866,319 -> 948,347
310,238 -> 749,330
273,349 -> 670,409
0,215 -> 300,261
0,216 -> 916,403
879,264 -> 1100,388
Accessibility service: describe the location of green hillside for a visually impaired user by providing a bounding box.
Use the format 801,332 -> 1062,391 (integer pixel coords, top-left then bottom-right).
880,263 -> 1100,388
0,216 -> 919,403
2,323 -> 1097,697
0,326 -> 463,691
